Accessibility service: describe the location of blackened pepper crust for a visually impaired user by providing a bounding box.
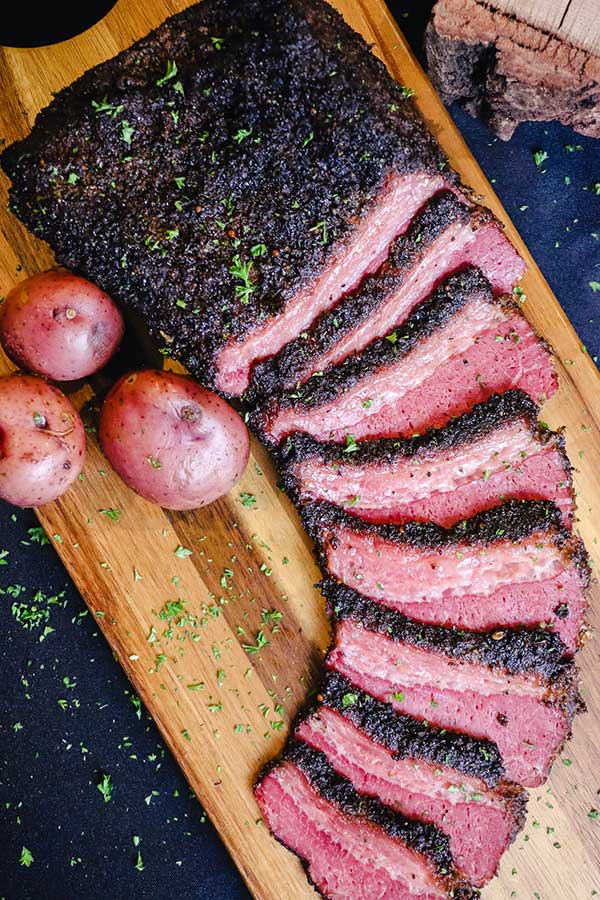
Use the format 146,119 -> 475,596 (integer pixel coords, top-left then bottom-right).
255,742 -> 479,900
302,496 -> 562,549
251,266 -> 494,432
313,672 -> 529,838
278,388 -> 563,468
310,670 -> 507,786
323,577 -> 583,704
282,741 -> 460,883
1,0 -> 450,392
276,389 -> 576,519
249,189 -> 473,397
302,496 -> 591,587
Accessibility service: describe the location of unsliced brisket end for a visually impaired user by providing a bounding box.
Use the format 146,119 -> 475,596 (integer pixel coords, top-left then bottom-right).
254,268 -> 556,445
280,389 -> 574,528
307,500 -> 589,652
296,701 -> 526,886
325,586 -> 583,787
1,0 -> 451,398
255,741 -> 477,900
250,192 -> 525,397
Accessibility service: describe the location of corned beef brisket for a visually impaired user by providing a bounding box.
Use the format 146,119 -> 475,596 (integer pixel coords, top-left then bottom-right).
1,0 -> 589,895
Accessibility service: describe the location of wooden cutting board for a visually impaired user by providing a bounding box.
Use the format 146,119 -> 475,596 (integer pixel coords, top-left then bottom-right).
1,2 -> 599,897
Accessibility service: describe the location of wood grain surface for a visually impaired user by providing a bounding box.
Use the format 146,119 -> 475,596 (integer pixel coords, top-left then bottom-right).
1,2 -> 599,897
492,0 -> 600,56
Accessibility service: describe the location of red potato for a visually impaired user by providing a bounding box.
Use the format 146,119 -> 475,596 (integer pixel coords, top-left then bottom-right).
0,374 -> 86,507
0,269 -> 124,380
99,370 -> 250,510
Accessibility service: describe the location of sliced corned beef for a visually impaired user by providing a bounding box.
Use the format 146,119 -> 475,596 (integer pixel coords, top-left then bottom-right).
280,390 -> 573,527
254,268 -> 556,445
305,501 -> 589,652
297,675 -> 527,885
250,191 -> 525,396
219,171 -> 450,396
325,587 -> 583,787
319,671 -> 505,786
255,741 -> 477,900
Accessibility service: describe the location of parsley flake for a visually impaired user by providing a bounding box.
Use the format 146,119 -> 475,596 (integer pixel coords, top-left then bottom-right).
156,59 -> 178,87
174,545 -> 193,559
20,846 -> 34,868
97,773 -> 113,804
229,255 -> 255,304
120,121 -> 134,147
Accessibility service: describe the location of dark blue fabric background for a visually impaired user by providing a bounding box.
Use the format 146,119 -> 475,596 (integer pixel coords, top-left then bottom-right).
1,3 -> 598,899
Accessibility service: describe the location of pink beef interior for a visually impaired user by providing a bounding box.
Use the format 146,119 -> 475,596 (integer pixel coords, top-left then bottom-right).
255,760 -> 448,900
270,303 -> 556,443
293,419 -> 573,527
300,216 -> 526,382
214,171 -> 446,396
296,706 -> 517,887
327,620 -> 571,787
325,526 -> 585,651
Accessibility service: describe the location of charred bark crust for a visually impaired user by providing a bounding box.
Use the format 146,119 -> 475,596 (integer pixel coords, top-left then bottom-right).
1,0 -> 451,392
256,741 -> 479,898
278,388 -> 559,468
323,578 -> 584,704
304,498 -> 591,596
314,670 -> 507,785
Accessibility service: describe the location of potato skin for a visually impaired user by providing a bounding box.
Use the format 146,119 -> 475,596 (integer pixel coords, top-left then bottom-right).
99,369 -> 250,510
0,374 -> 86,507
0,269 -> 124,380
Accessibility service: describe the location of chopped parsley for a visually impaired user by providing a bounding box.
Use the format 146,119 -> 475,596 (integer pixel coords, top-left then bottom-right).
156,59 -> 178,87
233,126 -> 253,144
343,433 -> 358,454
91,97 -> 124,117
229,255 -> 255,305
97,773 -> 113,804
174,545 -> 193,559
27,526 -> 48,544
99,508 -> 121,521
120,121 -> 134,147
309,220 -> 328,245
261,609 -> 282,630
20,846 -> 34,867
242,630 -> 270,654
